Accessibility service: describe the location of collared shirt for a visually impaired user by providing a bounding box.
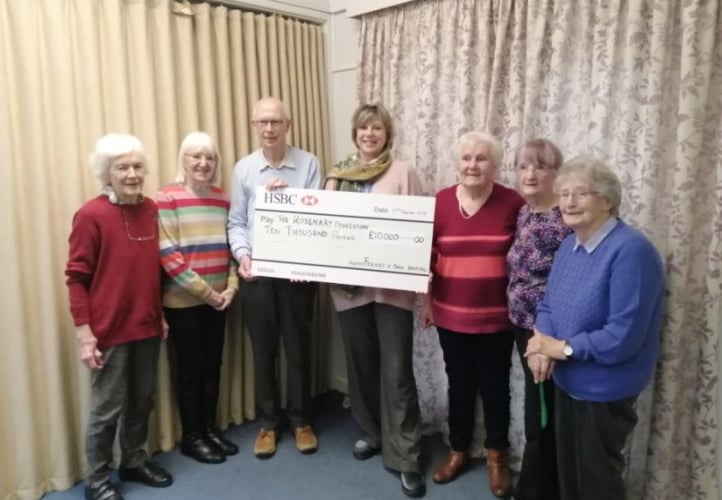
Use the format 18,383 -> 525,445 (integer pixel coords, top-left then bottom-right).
227,146 -> 321,259
573,216 -> 618,253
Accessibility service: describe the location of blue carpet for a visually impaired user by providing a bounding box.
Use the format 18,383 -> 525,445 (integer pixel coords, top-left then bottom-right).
43,392 -> 506,499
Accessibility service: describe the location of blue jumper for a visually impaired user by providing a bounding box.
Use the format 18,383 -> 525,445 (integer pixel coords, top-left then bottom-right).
535,220 -> 665,402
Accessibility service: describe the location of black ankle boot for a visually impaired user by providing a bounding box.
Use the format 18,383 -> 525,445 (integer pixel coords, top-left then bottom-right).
181,433 -> 225,464
206,428 -> 239,456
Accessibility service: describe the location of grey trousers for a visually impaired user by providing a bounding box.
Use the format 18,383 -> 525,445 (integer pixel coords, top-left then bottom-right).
85,336 -> 161,486
555,388 -> 638,500
337,302 -> 422,473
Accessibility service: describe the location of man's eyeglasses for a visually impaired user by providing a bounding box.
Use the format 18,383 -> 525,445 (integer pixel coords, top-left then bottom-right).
557,189 -> 599,201
253,119 -> 286,128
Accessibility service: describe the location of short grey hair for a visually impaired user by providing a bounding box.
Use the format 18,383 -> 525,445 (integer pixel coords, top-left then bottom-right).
176,131 -> 221,184
90,133 -> 147,185
455,131 -> 503,168
252,96 -> 291,121
555,155 -> 622,216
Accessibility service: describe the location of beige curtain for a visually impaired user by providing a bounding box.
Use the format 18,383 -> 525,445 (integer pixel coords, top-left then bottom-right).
0,0 -> 331,498
358,1 -> 721,499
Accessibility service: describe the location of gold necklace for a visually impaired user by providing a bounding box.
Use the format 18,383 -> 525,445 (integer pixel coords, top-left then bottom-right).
458,198 -> 474,219
456,185 -> 489,220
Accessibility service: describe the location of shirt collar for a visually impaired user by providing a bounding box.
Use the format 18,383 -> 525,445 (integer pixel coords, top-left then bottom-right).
259,146 -> 296,171
573,217 -> 618,253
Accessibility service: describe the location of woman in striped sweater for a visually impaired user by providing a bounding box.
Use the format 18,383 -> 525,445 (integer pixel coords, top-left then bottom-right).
157,132 -> 239,464
423,131 -> 524,498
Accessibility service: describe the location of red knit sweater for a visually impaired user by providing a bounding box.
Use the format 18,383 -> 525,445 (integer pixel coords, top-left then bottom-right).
430,183 -> 524,334
65,196 -> 163,349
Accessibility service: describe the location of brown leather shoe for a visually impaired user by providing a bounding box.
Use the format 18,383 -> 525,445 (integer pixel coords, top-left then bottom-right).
486,449 -> 512,498
253,428 -> 277,458
293,425 -> 318,454
432,450 -> 469,483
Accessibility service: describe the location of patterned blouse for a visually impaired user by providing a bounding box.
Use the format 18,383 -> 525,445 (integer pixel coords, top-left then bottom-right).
506,205 -> 571,329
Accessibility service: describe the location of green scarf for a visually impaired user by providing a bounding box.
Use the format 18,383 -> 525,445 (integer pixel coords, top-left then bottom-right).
325,148 -> 393,296
325,148 -> 393,192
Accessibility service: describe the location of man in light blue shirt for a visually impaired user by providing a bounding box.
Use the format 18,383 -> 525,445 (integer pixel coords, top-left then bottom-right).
228,97 -> 321,458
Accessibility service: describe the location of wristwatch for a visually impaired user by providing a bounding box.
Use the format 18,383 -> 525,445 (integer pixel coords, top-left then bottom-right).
563,341 -> 574,359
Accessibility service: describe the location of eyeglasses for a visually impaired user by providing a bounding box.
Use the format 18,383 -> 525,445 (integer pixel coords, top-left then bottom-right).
120,208 -> 156,241
518,162 -> 554,172
184,153 -> 217,164
252,119 -> 286,128
557,189 -> 599,201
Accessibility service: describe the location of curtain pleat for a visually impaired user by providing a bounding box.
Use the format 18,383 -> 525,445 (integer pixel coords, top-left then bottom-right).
0,1 -> 330,498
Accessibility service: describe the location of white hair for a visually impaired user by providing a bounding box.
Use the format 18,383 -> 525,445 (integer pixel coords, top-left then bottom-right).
455,131 -> 503,167
90,133 -> 147,185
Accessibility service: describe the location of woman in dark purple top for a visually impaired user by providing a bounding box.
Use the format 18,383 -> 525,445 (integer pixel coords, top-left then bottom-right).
506,139 -> 570,500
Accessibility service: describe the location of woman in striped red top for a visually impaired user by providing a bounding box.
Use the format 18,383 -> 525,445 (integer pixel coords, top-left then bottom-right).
423,131 -> 524,498
157,132 -> 239,465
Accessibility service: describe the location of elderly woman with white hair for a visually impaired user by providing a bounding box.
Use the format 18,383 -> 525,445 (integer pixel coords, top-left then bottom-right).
65,133 -> 172,500
157,132 -> 239,465
422,131 -> 524,498
525,156 -> 665,500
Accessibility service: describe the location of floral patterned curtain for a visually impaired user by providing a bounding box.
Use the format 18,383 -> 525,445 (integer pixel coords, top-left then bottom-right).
357,1 -> 721,499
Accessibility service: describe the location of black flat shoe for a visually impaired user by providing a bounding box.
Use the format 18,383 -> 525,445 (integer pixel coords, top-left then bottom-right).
401,472 -> 426,498
206,428 -> 239,456
181,434 -> 226,463
84,481 -> 123,500
352,439 -> 380,460
118,462 -> 173,487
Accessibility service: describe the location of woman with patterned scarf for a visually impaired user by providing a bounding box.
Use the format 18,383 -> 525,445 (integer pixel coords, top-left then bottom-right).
324,103 -> 426,498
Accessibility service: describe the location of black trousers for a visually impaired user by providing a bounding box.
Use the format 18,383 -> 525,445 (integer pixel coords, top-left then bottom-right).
555,388 -> 638,500
513,326 -> 560,500
437,327 -> 514,451
165,304 -> 226,435
240,278 -> 316,429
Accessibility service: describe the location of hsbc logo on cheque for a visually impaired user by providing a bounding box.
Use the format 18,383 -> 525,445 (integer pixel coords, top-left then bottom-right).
263,192 -> 320,206
300,194 -> 318,206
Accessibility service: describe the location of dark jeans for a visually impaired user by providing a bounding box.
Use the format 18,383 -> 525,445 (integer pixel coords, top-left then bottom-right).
240,278 -> 316,429
85,336 -> 161,486
337,302 -> 422,473
437,327 -> 514,451
555,388 -> 638,500
513,326 -> 560,500
165,304 -> 226,435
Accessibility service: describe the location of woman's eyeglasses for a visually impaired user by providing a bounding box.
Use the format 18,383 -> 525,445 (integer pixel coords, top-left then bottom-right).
184,153 -> 217,164
518,162 -> 553,172
557,189 -> 599,201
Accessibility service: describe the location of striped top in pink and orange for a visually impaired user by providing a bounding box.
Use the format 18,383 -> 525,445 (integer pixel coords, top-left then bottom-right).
157,183 -> 238,308
430,183 -> 524,334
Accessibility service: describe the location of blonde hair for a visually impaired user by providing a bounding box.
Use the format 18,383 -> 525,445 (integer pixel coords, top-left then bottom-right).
176,131 -> 221,185
351,103 -> 394,151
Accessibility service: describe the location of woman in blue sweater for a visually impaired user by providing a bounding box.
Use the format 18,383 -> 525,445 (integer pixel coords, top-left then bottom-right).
525,156 -> 665,500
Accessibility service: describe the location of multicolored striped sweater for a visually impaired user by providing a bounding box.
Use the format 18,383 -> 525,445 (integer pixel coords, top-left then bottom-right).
430,183 -> 524,334
157,183 -> 238,308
